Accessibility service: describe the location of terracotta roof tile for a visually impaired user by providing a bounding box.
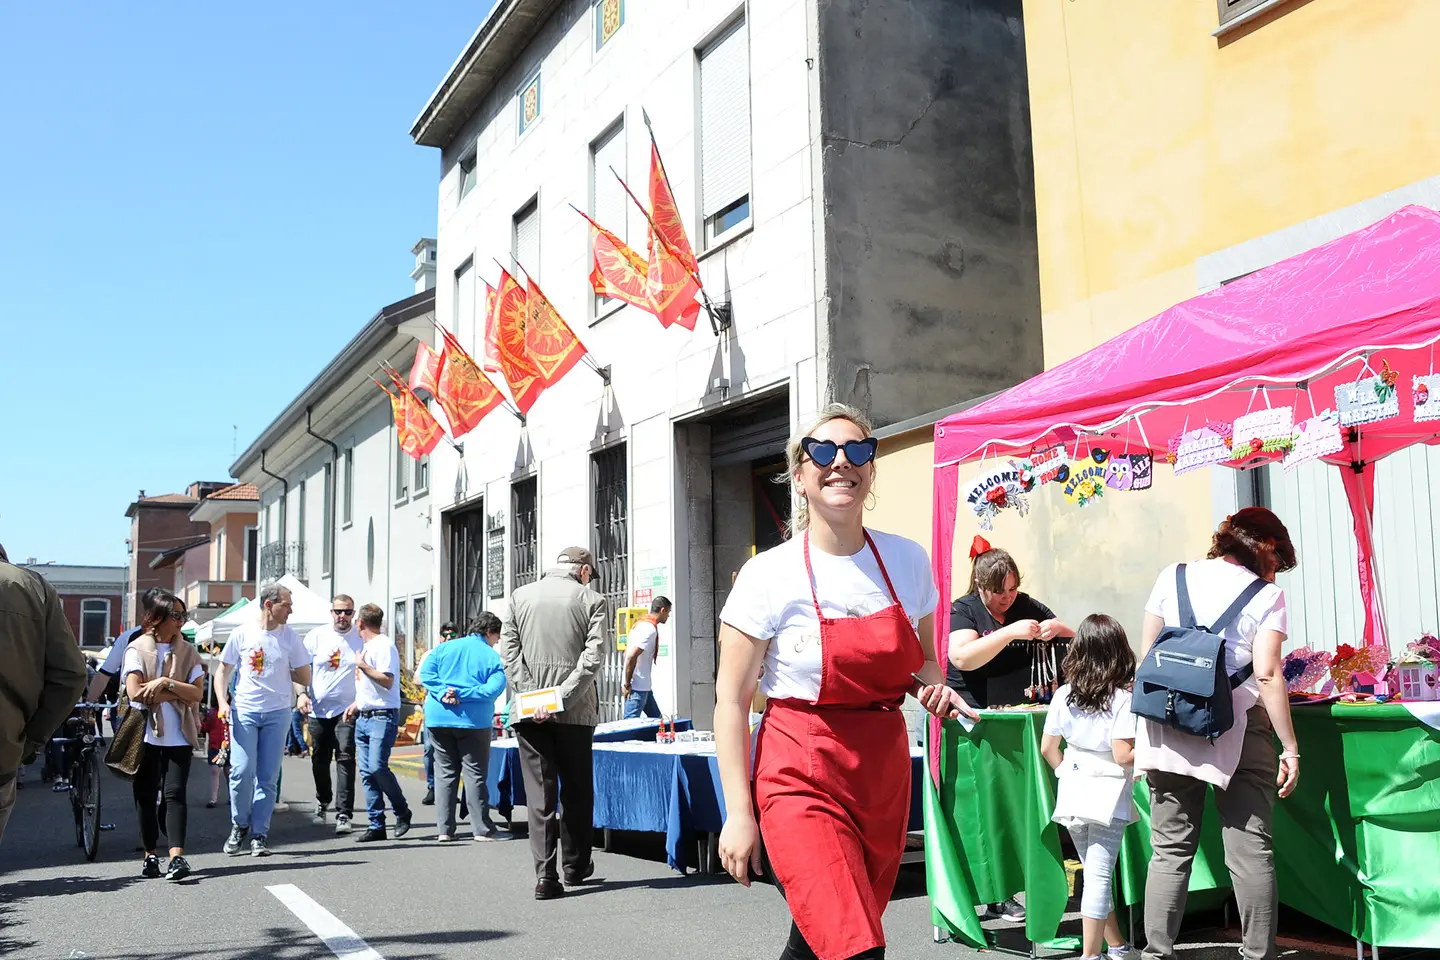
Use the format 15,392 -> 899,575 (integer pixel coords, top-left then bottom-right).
208,483 -> 258,501
140,493 -> 199,505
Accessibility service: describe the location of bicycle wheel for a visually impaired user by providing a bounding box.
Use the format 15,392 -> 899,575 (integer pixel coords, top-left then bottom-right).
71,761 -> 85,848
82,749 -> 102,861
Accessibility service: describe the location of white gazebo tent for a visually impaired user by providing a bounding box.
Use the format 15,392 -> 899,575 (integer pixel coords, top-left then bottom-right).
195,575 -> 331,648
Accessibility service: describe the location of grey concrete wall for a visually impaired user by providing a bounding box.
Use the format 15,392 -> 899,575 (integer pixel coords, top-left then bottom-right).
816,0 -> 1042,427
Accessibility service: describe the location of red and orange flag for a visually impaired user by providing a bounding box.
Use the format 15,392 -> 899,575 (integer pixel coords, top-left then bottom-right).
408,342 -> 445,399
379,376 -> 443,460
524,278 -> 589,385
645,226 -> 702,331
575,209 -> 651,311
493,269 -> 546,414
481,282 -> 502,373
434,328 -> 505,438
648,142 -> 700,277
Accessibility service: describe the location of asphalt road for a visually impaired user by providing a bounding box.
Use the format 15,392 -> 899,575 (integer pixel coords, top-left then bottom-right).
0,752 -> 1318,960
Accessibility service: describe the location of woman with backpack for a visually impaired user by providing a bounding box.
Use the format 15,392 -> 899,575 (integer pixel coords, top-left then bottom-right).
1135,507 -> 1301,960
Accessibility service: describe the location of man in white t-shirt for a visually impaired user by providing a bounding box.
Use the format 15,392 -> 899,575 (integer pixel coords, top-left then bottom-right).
216,584 -> 312,858
297,593 -> 364,834
349,603 -> 413,843
622,597 -> 670,719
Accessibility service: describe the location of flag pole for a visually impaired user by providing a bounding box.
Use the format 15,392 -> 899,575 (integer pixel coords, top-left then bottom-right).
425,315 -> 525,421
610,165 -> 729,336
509,256 -> 610,385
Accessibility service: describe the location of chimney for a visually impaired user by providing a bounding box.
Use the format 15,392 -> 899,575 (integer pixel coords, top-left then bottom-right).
411,238 -> 437,294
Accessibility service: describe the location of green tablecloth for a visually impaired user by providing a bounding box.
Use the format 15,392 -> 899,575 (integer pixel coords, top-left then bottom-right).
923,704 -> 1440,949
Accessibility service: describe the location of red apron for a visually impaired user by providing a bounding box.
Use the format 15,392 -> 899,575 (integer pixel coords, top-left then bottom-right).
753,530 -> 926,960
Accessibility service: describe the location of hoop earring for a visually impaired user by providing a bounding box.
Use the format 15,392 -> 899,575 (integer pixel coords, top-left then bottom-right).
864,488 -> 877,510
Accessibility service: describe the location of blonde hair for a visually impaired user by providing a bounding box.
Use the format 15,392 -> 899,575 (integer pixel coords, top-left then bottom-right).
784,402 -> 875,537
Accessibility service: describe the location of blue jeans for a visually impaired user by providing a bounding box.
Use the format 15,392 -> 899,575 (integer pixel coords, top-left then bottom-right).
287,710 -> 309,755
424,734 -> 435,790
356,710 -> 411,830
623,689 -> 661,719
229,708 -> 289,836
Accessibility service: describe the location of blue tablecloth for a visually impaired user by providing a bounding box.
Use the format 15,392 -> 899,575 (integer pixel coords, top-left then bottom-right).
490,738 -> 925,873
592,717 -> 693,743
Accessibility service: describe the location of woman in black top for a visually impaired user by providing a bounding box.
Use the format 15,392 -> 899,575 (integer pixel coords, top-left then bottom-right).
947,539 -> 1075,710
946,538 -> 1076,923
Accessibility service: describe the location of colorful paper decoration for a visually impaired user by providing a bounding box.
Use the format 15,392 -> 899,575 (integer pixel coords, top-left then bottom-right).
1128,454 -> 1153,490
1167,423 -> 1231,476
1231,406 -> 1295,459
1105,456 -> 1133,491
1062,451 -> 1110,507
1335,375 -> 1400,426
1026,443 -> 1069,485
1329,643 -> 1390,694
1283,410 -> 1343,471
1414,374 -> 1440,422
1281,646 -> 1330,694
962,461 -> 1036,530
1103,454 -> 1152,491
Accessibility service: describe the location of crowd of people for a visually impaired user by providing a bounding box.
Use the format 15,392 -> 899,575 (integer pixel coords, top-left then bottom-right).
1,405 -> 1306,960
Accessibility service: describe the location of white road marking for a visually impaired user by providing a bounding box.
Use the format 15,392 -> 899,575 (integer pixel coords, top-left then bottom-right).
267,884 -> 385,960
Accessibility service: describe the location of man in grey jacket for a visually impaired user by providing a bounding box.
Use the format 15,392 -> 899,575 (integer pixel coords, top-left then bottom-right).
0,546 -> 89,846
500,545 -> 608,900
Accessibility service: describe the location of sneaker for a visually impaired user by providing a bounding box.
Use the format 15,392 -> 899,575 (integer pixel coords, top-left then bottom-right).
437,834 -> 454,843
534,878 -> 565,900
357,827 -> 387,843
165,855 -> 192,882
394,814 -> 412,839
1107,946 -> 1134,959
312,805 -> 327,825
141,855 -> 161,879
250,835 -> 271,857
223,825 -> 250,855
422,787 -> 435,806
272,801 -> 290,813
205,800 -> 217,809
335,815 -> 353,835
996,898 -> 1026,923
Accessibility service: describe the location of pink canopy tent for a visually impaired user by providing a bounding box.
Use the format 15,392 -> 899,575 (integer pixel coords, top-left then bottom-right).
929,204 -> 1440,769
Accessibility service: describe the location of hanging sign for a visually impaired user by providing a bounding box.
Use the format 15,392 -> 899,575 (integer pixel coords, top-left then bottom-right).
1062,450 -> 1109,507
1414,374 -> 1440,423
1231,406 -> 1295,459
1104,453 -> 1153,491
1025,443 -> 1069,485
963,461 -> 1036,529
1335,373 -> 1399,427
1283,411 -> 1343,471
1167,423 -> 1231,476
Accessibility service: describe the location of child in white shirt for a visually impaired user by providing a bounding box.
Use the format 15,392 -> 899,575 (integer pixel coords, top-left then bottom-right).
1041,614 -> 1138,960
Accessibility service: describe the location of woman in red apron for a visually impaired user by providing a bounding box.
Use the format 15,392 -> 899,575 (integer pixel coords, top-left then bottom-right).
715,404 -> 973,960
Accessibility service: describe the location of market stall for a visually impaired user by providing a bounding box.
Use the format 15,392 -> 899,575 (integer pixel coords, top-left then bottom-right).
924,205 -> 1440,949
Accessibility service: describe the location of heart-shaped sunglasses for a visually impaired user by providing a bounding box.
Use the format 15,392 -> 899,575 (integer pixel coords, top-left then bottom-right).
800,436 -> 878,468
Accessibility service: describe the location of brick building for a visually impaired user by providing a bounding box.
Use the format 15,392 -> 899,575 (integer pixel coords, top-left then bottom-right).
20,563 -> 126,648
124,481 -> 230,623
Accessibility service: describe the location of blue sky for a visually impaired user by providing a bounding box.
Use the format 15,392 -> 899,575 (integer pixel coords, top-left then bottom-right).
0,2 -> 492,566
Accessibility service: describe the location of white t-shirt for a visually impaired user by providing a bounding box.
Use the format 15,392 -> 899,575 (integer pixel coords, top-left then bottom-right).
627,621 -> 660,691
100,627 -> 141,676
305,626 -> 364,719
355,633 -> 401,711
220,622 -> 309,716
719,530 -> 939,702
1144,559 -> 1287,700
123,643 -> 205,748
1044,685 -> 1136,752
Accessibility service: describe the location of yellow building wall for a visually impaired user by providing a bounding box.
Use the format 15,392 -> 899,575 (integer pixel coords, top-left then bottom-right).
872,0 -> 1440,642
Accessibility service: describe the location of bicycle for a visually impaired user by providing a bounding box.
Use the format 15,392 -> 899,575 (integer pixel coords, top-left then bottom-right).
52,701 -> 115,862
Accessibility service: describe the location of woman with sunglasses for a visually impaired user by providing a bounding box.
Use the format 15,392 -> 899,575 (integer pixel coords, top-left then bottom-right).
123,591 -> 205,881
715,404 -> 973,960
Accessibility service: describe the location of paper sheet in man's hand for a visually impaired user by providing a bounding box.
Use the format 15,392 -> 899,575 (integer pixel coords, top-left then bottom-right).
516,687 -> 564,719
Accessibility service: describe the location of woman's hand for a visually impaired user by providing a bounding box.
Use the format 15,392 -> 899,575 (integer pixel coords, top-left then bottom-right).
1037,619 -> 1067,642
718,814 -> 763,886
1277,753 -> 1300,798
442,688 -> 460,706
916,683 -> 976,721
137,678 -> 170,704
1008,619 -> 1042,643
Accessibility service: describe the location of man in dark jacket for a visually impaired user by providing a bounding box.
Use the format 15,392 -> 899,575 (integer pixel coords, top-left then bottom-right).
0,546 -> 89,845
500,545 -> 608,900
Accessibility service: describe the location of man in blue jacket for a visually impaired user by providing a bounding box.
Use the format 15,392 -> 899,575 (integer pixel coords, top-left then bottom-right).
419,611 -> 507,842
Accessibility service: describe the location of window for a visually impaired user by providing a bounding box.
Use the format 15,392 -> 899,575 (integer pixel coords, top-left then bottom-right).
455,259 -> 475,358
392,599 -> 409,667
512,200 -> 540,279
80,599 -> 109,647
595,0 -> 624,50
214,528 -> 225,580
459,153 -> 478,198
244,526 -> 258,581
511,477 -> 539,589
517,69 -> 542,137
412,595 -> 429,664
342,448 -> 354,525
322,462 -> 334,576
590,120 -> 627,315
414,453 -> 429,497
395,433 -> 409,502
591,444 -> 629,721
1217,0 -> 1271,27
699,17 -> 752,246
